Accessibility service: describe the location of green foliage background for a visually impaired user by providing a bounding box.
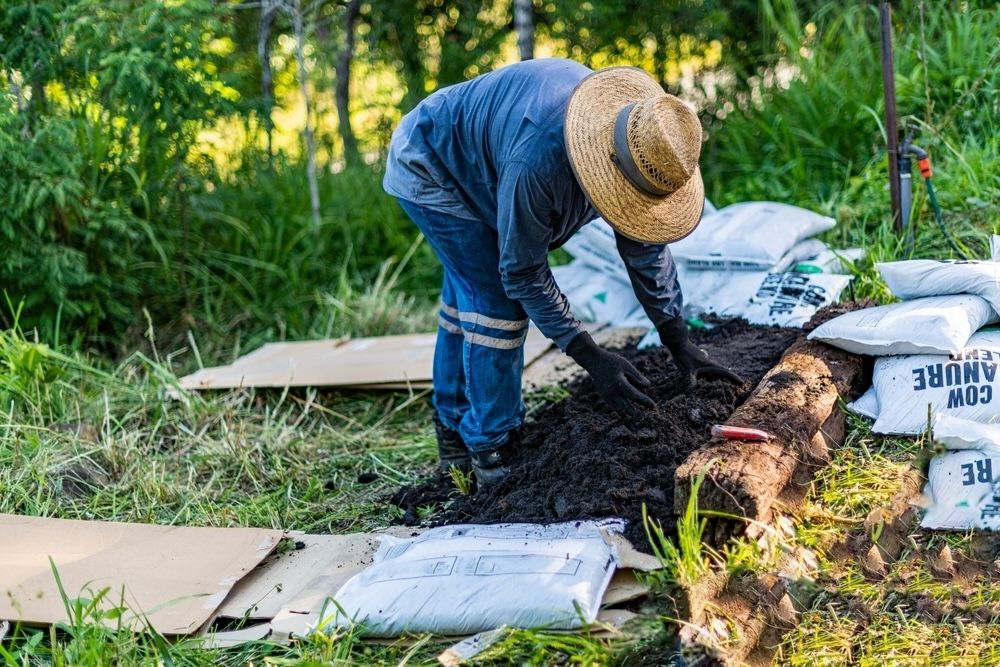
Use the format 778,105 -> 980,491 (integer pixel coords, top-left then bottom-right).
1,0 -> 997,359
0,4 -> 998,663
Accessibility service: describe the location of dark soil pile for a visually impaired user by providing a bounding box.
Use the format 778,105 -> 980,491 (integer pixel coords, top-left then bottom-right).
392,319 -> 799,549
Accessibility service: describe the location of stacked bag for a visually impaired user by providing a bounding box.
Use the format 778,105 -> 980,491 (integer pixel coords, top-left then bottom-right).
808,259 -> 1000,530
555,201 -> 860,330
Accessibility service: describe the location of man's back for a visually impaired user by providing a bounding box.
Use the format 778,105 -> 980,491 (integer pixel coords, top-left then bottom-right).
383,58 -> 592,226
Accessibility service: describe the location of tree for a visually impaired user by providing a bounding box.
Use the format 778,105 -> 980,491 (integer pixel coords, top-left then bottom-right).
514,0 -> 534,61
364,0 -> 510,111
282,0 -> 322,231
335,0 -> 362,167
258,0 -> 279,163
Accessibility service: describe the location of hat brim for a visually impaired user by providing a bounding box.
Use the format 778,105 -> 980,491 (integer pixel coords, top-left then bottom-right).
565,67 -> 705,244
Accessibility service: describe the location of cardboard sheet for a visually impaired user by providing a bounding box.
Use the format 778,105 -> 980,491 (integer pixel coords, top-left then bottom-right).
213,528 -> 417,622
0,514 -> 282,635
179,328 -> 551,391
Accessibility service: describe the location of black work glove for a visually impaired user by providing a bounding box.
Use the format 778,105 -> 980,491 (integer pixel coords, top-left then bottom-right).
567,332 -> 655,416
657,318 -> 745,387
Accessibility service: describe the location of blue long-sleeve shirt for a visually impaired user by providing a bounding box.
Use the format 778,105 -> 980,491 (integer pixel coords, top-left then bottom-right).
384,58 -> 682,350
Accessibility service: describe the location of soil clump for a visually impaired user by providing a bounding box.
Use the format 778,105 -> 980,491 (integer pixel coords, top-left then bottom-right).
392,319 -> 799,549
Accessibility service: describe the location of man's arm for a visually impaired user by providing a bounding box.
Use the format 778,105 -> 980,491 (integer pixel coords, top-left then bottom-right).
496,161 -> 584,351
614,231 -> 683,328
616,230 -> 742,386
497,162 -> 656,414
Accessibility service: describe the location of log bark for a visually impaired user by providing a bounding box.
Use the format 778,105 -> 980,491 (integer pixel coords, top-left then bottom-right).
677,572 -> 796,666
675,338 -> 864,527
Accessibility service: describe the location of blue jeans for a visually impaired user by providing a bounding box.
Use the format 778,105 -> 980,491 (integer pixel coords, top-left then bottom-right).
397,199 -> 527,452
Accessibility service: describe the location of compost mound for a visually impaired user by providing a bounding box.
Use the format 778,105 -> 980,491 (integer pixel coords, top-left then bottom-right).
393,320 -> 799,549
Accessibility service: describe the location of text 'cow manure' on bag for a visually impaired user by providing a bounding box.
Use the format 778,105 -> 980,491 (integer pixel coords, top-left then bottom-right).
872,331 -> 1000,435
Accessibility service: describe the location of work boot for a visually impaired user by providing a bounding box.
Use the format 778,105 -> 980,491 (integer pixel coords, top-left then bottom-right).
470,432 -> 516,489
470,448 -> 509,488
434,413 -> 471,474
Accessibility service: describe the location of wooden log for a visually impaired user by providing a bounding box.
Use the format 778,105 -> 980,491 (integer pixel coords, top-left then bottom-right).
675,338 -> 864,527
676,572 -> 796,666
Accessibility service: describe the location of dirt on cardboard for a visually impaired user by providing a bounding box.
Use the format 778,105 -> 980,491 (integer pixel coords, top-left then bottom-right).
390,319 -> 800,550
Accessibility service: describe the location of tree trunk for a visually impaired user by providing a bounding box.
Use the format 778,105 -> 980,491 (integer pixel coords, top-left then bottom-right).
6,70 -> 30,137
514,0 -> 534,61
291,0 -> 322,232
335,0 -> 362,168
258,0 -> 277,164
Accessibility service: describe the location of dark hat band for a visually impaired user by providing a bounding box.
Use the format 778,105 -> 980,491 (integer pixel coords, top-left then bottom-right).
610,102 -> 670,197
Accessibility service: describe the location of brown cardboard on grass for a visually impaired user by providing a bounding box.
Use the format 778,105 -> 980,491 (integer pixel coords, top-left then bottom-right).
212,527 -> 419,622
178,328 -> 552,391
0,514 -> 282,635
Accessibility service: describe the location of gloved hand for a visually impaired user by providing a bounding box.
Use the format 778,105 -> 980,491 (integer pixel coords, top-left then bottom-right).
567,332 -> 654,416
658,318 -> 745,387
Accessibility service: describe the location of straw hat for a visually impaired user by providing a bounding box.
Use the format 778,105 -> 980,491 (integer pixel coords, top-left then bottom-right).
565,66 -> 705,244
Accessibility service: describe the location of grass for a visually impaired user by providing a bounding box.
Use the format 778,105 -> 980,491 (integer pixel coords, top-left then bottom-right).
769,418 -> 1000,667
2,316 -> 671,665
705,0 -> 1000,277
3,0 -> 1000,664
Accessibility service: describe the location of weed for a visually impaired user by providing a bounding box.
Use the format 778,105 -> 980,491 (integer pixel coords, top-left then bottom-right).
448,465 -> 475,496
644,469 -> 712,589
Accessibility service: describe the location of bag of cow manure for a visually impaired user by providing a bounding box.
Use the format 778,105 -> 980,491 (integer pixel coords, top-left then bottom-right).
673,269 -> 849,328
871,331 -> 1000,435
808,295 -> 997,356
922,450 -> 1000,529
552,260 -> 648,327
934,413 -> 1000,453
879,260 -> 1000,312
320,522 -> 619,637
848,386 -> 880,420
922,415 -> 1000,530
672,202 -> 836,271
742,272 -> 851,327
561,218 -> 627,277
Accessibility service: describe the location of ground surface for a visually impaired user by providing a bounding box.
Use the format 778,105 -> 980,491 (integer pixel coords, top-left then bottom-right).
10,321 -> 1000,664
393,320 -> 799,548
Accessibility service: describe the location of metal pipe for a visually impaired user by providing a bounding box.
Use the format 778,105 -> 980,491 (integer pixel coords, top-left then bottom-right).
880,2 -> 902,231
899,132 -> 913,232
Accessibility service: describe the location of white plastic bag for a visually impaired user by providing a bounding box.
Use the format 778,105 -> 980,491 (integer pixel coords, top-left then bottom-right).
672,202 -> 836,271
807,295 -> 997,356
879,260 -> 1000,312
552,261 -> 647,326
321,522 -> 619,637
871,331 -> 1000,435
922,416 -> 1000,530
771,239 -> 830,273
934,414 -> 1000,453
921,449 -> 1000,529
676,266 -> 764,319
676,269 -> 849,328
848,386 -> 880,420
561,219 -> 626,277
742,272 -> 851,327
